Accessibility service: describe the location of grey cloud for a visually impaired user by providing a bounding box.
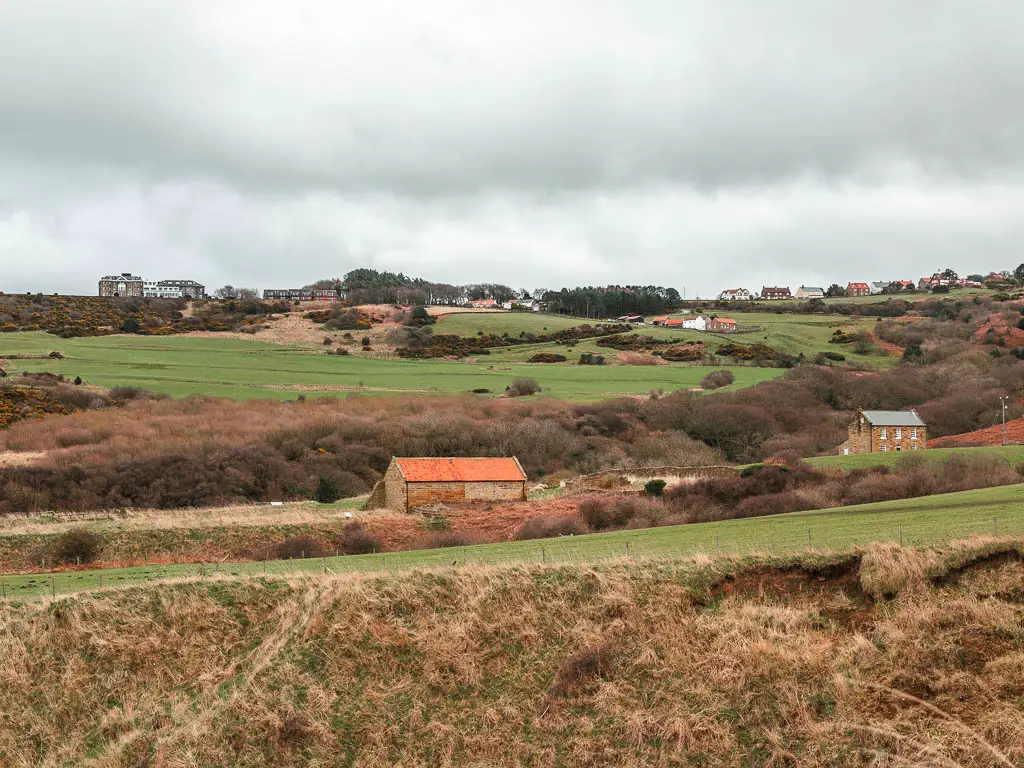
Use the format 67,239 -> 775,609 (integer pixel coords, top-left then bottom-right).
1,0 -> 1023,296
2,1 -> 1024,193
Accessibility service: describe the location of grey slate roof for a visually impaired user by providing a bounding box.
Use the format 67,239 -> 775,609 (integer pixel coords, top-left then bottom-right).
861,410 -> 925,427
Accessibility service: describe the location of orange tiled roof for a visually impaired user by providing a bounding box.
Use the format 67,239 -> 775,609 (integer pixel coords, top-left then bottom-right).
395,457 -> 526,482
664,318 -> 684,326
716,318 -> 736,324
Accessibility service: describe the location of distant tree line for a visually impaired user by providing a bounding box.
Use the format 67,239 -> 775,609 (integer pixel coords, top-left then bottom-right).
291,270 -> 683,315
540,286 -> 682,318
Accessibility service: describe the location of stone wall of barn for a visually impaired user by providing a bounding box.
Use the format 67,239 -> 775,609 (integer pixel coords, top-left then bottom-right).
464,481 -> 528,501
405,482 -> 468,509
383,462 -> 408,511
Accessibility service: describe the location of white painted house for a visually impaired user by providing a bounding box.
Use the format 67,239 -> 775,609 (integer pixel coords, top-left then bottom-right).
794,286 -> 825,300
681,315 -> 709,331
718,288 -> 753,301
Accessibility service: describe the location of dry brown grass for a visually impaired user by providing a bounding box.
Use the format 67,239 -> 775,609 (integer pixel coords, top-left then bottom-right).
0,540 -> 1022,766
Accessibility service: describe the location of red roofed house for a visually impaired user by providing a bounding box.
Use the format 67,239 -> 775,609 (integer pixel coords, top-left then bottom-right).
371,457 -> 528,512
847,282 -> 870,297
760,286 -> 792,300
650,316 -> 669,326
663,318 -> 684,328
708,317 -> 737,332
470,298 -> 499,309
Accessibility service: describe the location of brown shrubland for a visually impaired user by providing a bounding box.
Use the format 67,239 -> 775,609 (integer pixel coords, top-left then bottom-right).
0,539 -> 1021,766
3,343 -> 1024,513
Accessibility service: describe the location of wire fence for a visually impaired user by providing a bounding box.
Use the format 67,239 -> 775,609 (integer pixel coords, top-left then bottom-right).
1,505 -> 1021,602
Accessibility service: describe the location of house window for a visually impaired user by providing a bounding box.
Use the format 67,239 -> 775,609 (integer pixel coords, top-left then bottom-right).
896,444 -> 902,452
881,445 -> 887,452
912,443 -> 918,450
895,428 -> 902,440
911,428 -> 917,440
880,428 -> 887,439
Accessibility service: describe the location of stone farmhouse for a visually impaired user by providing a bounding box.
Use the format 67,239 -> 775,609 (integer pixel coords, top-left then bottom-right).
840,410 -> 927,455
369,457 -> 528,512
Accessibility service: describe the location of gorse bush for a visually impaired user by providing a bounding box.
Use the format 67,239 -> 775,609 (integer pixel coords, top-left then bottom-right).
338,522 -> 381,555
700,370 -> 735,390
274,535 -> 325,560
507,377 -> 541,397
644,478 -> 666,496
515,514 -> 586,540
53,528 -> 102,564
314,475 -> 341,504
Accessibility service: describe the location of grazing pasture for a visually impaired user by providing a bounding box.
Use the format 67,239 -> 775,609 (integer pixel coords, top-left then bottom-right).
0,331 -> 785,401
805,444 -> 1024,471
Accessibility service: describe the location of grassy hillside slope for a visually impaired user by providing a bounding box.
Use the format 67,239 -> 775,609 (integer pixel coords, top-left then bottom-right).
6,484 -> 1024,599
1,540 -> 1022,766
0,332 -> 784,401
806,445 -> 1024,471
439,310 -> 893,367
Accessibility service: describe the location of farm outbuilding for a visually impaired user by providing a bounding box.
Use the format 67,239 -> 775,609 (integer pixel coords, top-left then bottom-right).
368,457 -> 528,512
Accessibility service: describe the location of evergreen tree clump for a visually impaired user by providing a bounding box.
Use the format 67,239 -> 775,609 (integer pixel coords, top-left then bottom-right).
315,475 -> 341,504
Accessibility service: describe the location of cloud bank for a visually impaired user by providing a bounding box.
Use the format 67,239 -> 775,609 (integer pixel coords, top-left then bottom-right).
1,0 -> 1023,295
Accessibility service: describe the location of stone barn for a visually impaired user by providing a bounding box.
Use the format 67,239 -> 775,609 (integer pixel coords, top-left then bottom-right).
370,457 -> 528,512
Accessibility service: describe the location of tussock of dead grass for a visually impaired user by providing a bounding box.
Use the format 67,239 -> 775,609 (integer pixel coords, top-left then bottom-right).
0,540 -> 1022,766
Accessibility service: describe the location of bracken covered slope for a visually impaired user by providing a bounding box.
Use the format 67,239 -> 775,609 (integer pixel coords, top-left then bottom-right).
1,540 -> 1023,767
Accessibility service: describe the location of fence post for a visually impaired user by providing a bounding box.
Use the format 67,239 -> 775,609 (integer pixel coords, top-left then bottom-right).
99,574 -> 103,590
994,517 -> 998,537
542,547 -> 546,564
625,542 -> 630,557
899,524 -> 903,547
322,555 -> 326,574
382,557 -> 386,571
807,529 -> 812,552
2,582 -> 5,599
715,536 -> 720,554
51,577 -> 55,598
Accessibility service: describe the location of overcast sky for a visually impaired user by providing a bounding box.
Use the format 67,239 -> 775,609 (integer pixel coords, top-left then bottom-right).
2,0 -> 1023,297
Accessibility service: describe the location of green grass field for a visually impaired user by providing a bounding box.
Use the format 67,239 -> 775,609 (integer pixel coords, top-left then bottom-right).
439,309 -> 895,367
5,483 -> 1022,600
637,311 -> 893,365
805,444 -> 1024,471
0,332 -> 785,401
433,311 -> 590,336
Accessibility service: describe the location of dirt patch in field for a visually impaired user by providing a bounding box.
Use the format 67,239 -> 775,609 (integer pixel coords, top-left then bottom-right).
930,547 -> 1024,587
866,330 -> 904,357
704,556 -> 874,628
430,307 -> 505,318
0,451 -> 47,468
181,312 -> 326,346
362,494 -> 594,549
974,312 -> 1024,347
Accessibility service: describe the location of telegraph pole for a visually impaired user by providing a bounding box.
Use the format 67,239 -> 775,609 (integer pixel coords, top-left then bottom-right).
999,395 -> 1008,446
